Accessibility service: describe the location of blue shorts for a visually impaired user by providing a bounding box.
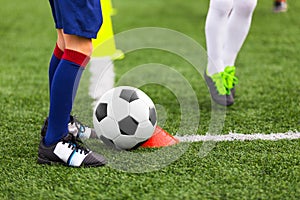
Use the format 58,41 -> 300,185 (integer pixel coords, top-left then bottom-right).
49,0 -> 103,39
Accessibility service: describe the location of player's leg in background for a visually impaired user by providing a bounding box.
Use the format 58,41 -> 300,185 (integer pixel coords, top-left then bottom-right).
273,0 -> 288,13
205,0 -> 233,76
222,0 -> 257,67
204,0 -> 236,106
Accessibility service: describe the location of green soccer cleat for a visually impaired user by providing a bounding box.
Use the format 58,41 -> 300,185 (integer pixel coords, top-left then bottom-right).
224,66 -> 238,98
204,66 -> 238,106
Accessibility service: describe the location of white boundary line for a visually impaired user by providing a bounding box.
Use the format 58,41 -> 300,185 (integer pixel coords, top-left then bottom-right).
89,58 -> 300,143
176,132 -> 300,142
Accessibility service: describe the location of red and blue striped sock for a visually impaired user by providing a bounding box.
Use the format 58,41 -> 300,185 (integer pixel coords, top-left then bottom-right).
44,49 -> 90,146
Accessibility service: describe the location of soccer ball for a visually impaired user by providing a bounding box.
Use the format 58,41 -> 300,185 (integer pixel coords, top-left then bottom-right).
93,86 -> 157,150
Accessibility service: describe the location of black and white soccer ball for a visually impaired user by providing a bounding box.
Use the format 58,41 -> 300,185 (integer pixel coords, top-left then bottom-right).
93,86 -> 157,150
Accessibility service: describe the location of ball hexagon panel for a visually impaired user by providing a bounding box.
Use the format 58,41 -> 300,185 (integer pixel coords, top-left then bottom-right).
109,96 -> 130,121
134,120 -> 156,140
129,99 -> 150,123
97,117 -> 121,140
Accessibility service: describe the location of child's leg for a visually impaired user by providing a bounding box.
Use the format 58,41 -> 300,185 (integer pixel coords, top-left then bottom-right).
48,29 -> 65,95
44,34 -> 92,146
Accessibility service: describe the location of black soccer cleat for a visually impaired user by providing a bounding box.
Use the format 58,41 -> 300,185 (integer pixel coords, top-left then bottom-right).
37,133 -> 106,167
204,66 -> 238,106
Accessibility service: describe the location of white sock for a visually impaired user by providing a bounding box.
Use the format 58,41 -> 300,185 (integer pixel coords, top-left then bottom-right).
222,0 -> 257,66
205,0 -> 233,75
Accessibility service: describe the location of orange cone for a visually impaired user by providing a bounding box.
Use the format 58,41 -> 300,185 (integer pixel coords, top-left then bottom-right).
140,126 -> 179,148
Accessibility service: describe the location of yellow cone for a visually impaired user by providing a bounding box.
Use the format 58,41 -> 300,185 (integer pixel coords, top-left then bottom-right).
92,0 -> 124,60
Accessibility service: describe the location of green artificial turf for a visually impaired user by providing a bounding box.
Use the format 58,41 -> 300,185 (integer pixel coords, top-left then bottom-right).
0,0 -> 300,199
